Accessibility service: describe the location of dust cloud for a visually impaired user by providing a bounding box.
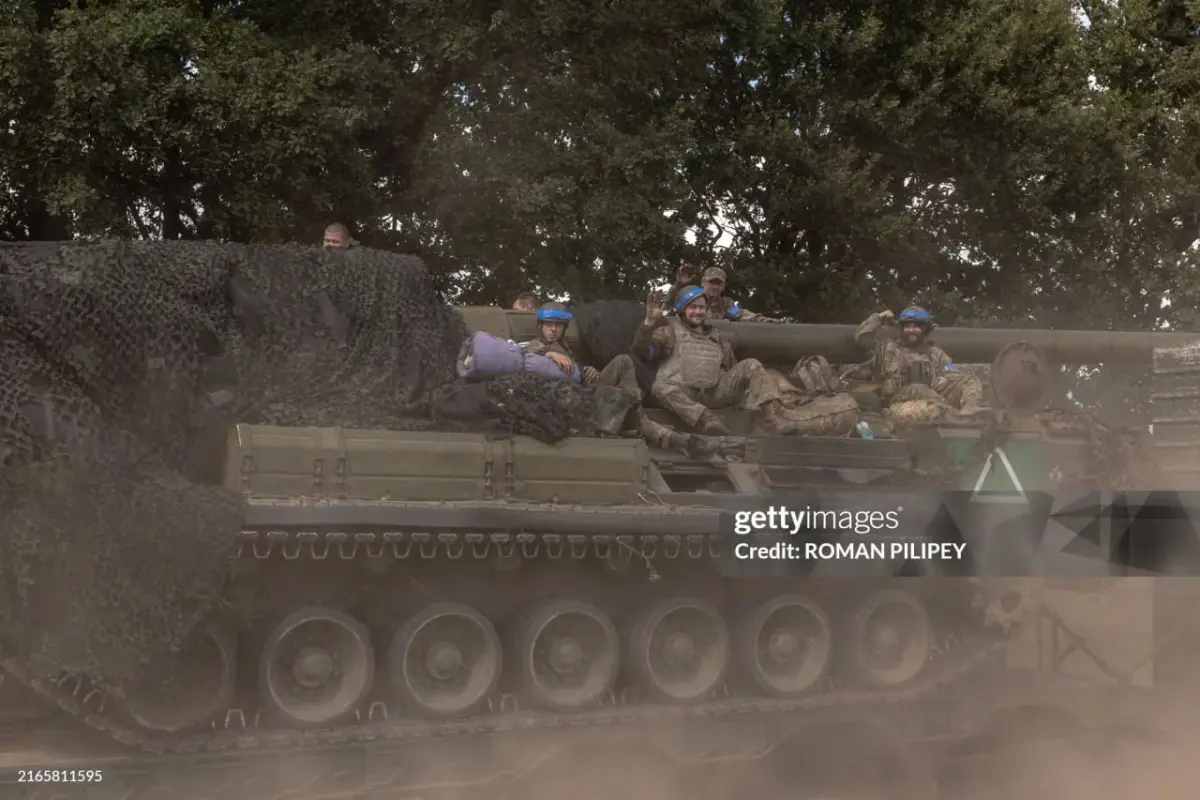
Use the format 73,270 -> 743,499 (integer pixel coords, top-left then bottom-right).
0,712 -> 1198,798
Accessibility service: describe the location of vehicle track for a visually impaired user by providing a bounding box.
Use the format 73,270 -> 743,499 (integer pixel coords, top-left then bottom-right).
1,623 -> 1005,758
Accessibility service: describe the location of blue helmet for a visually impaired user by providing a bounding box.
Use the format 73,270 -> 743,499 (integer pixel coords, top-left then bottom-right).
536,302 -> 573,323
674,285 -> 706,312
898,306 -> 932,328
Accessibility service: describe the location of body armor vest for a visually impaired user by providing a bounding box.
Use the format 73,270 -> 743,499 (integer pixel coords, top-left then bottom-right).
905,355 -> 934,387
662,317 -> 723,390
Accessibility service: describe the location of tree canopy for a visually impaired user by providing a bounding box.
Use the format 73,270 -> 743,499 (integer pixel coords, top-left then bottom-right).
3,0 -> 1200,327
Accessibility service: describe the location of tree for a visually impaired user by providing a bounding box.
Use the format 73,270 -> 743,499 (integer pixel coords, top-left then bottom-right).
2,0 -> 1196,332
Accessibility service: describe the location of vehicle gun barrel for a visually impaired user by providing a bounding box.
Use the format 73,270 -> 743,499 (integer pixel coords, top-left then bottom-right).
710,321 -> 1199,366
494,307 -> 1198,366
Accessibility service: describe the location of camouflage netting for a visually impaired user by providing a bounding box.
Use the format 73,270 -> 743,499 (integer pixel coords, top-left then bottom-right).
0,240 -> 598,691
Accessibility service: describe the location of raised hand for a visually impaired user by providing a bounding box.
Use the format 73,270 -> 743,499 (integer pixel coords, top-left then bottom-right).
674,264 -> 696,285
645,291 -> 665,321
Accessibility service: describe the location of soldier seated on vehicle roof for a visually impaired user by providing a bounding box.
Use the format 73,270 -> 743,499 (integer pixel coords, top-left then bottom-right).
633,287 -> 810,436
664,264 -> 779,323
511,292 -> 538,312
526,302 -> 724,457
854,305 -> 988,423
322,222 -> 356,250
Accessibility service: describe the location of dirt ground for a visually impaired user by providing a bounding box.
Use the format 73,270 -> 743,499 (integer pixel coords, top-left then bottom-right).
0,716 -> 1195,800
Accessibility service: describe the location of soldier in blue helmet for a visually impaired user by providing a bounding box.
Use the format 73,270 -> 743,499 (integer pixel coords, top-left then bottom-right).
664,265 -> 778,323
523,302 -> 599,381
526,301 -> 725,456
854,306 -> 986,422
633,287 -> 808,435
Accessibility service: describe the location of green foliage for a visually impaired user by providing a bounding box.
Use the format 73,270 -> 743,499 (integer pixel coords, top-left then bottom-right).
2,0 -> 1199,328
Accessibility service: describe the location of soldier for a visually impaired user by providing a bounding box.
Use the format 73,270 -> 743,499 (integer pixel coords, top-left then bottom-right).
665,264 -> 779,323
322,223 -> 354,250
854,306 -> 987,421
525,302 -> 723,457
633,287 -> 806,435
512,292 -> 538,312
522,302 -> 599,382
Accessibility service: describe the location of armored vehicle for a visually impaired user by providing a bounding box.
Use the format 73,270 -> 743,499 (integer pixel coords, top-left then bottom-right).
3,303 -> 1191,800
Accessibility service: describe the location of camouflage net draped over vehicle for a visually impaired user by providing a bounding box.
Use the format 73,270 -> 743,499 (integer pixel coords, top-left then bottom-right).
185,242 -> 597,439
0,240 -> 596,691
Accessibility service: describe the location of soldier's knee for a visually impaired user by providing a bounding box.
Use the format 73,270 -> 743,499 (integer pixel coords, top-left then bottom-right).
610,354 -> 634,369
896,383 -> 940,403
736,358 -> 765,374
652,380 -> 686,402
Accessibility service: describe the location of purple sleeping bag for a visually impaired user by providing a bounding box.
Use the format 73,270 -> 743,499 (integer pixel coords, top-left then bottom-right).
457,331 -> 581,382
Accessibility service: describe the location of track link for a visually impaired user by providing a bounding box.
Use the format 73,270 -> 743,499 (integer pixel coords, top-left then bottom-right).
1,528 -> 1025,758
4,636 -> 1003,757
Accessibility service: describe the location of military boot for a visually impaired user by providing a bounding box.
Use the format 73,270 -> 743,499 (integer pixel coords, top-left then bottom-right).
590,385 -> 638,436
715,436 -> 748,459
663,431 -> 721,460
948,402 -> 991,423
694,410 -> 732,436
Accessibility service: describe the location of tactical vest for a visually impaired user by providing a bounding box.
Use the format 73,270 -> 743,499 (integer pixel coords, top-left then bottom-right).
901,349 -> 935,387
659,317 -> 723,390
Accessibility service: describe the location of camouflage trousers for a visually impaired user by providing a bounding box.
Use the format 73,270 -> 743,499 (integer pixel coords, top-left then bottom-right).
893,372 -> 984,410
874,339 -> 984,411
593,355 -> 676,447
887,375 -> 987,426
594,354 -> 642,400
652,358 -> 782,428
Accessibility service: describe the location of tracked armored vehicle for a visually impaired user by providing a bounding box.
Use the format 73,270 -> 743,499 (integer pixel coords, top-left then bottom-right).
3,303 -> 1186,800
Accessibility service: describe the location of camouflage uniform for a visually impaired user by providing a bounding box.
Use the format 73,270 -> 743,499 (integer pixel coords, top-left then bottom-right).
854,310 -> 985,422
753,355 -> 859,437
634,291 -> 817,436
522,338 -> 571,358
524,330 -> 639,397
649,316 -> 782,426
594,354 -> 695,450
526,307 -> 704,451
664,267 -> 766,322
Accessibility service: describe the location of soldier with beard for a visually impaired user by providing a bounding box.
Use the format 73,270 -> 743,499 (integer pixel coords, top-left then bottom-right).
854,306 -> 987,422
664,265 -> 779,323
526,302 -> 724,457
634,287 -> 806,435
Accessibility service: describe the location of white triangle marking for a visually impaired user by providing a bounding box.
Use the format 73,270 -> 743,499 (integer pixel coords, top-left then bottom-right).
971,448 -> 1029,504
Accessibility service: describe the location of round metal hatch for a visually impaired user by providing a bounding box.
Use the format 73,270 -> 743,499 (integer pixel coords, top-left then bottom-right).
990,341 -> 1050,411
